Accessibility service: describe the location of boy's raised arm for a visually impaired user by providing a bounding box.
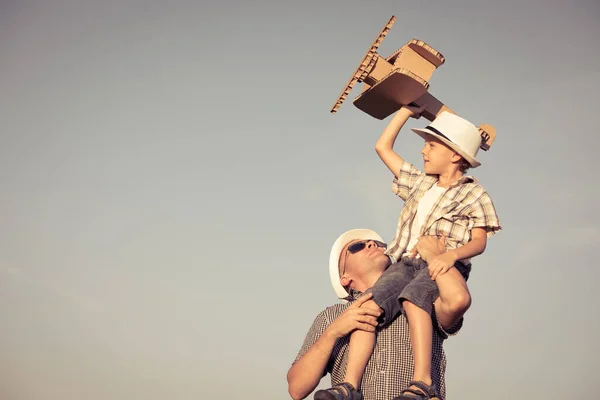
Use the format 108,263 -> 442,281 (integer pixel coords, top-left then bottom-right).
375,105 -> 426,177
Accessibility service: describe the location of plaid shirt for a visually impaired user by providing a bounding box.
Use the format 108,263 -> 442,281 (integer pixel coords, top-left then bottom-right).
293,292 -> 460,400
386,161 -> 501,264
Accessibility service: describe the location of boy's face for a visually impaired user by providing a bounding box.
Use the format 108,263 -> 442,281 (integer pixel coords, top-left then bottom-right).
420,135 -> 459,174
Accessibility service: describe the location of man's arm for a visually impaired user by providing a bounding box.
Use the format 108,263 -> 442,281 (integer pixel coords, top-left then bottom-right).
287,294 -> 380,400
375,105 -> 426,178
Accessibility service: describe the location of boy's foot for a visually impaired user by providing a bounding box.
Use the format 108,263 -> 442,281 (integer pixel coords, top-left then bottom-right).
314,382 -> 363,400
392,380 -> 439,400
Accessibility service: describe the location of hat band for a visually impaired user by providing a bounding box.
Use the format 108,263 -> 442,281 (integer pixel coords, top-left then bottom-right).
425,125 -> 454,144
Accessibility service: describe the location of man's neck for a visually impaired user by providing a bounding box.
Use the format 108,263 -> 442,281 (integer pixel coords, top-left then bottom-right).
353,272 -> 384,293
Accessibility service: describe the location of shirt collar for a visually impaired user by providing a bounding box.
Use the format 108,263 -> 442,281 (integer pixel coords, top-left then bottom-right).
425,174 -> 477,188
455,175 -> 477,186
344,288 -> 362,302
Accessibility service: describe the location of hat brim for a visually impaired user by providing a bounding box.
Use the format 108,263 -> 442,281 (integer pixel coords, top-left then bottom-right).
329,229 -> 385,300
411,128 -> 481,168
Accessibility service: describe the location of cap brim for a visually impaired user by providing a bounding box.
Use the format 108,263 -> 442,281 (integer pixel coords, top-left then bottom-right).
329,229 -> 385,300
412,128 -> 481,168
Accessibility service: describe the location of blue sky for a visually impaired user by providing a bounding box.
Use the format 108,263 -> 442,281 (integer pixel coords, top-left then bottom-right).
1,1 -> 599,399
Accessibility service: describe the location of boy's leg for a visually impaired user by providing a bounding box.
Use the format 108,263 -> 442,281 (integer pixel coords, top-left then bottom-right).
403,300 -> 433,386
314,300 -> 381,400
384,260 -> 444,399
395,263 -> 439,396
433,266 -> 471,329
344,299 -> 381,389
366,261 -> 415,325
342,262 -> 413,390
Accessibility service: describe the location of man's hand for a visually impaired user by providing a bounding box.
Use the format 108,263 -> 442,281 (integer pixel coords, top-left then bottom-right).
410,235 -> 447,263
428,251 -> 458,281
325,293 -> 381,339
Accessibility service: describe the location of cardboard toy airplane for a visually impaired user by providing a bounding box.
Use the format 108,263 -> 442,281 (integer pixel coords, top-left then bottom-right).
331,16 -> 495,151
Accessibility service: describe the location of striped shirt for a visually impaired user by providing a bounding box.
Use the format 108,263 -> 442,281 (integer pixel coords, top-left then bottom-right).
293,293 -> 460,400
386,161 -> 501,264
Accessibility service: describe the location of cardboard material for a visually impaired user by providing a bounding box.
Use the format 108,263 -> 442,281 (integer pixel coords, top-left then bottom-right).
331,15 -> 496,152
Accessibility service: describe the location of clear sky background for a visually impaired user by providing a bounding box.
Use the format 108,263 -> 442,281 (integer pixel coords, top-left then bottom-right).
1,1 -> 599,399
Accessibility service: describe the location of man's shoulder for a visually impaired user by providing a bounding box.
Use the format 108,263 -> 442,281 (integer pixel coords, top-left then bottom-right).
308,303 -> 348,329
318,302 -> 349,318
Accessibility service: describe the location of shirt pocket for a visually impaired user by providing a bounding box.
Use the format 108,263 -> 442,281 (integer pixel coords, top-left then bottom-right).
438,200 -> 469,215
374,344 -> 388,373
436,213 -> 472,245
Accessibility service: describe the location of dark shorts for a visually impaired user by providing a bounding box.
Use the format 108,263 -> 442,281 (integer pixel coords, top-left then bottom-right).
365,257 -> 470,327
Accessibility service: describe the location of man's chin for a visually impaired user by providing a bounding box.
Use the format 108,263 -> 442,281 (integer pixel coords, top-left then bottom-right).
379,255 -> 392,269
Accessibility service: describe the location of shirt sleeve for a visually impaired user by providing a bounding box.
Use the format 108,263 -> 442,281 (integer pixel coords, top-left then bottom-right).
391,161 -> 424,201
293,309 -> 332,363
469,191 -> 501,237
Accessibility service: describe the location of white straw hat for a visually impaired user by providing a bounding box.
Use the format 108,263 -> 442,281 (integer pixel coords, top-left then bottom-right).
412,111 -> 483,167
329,229 -> 385,300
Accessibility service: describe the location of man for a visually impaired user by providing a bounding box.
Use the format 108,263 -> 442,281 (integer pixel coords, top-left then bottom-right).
287,229 -> 464,400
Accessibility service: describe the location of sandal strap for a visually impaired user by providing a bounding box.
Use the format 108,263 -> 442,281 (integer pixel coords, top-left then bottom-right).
400,388 -> 428,398
326,382 -> 361,400
402,380 -> 438,399
337,382 -> 360,400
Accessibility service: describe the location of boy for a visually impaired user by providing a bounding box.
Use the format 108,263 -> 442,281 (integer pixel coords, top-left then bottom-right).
315,106 -> 500,400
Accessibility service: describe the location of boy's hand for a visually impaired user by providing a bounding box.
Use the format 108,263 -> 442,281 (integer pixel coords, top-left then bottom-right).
428,251 -> 457,281
400,104 -> 427,119
410,235 -> 447,262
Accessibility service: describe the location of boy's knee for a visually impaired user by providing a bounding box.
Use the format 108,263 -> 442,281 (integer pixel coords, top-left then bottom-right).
450,291 -> 471,314
362,299 -> 383,312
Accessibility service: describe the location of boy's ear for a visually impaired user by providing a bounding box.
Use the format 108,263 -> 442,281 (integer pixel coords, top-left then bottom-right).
450,151 -> 463,163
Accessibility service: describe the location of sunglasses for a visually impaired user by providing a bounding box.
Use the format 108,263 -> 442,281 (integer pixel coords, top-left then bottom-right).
347,240 -> 387,254
341,240 -> 388,277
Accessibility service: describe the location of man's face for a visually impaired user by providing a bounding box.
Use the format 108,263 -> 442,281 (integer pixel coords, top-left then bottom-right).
339,239 -> 390,282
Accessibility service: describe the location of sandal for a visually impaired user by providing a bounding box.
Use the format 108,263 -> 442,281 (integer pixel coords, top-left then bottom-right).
314,382 -> 363,400
392,380 -> 439,400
